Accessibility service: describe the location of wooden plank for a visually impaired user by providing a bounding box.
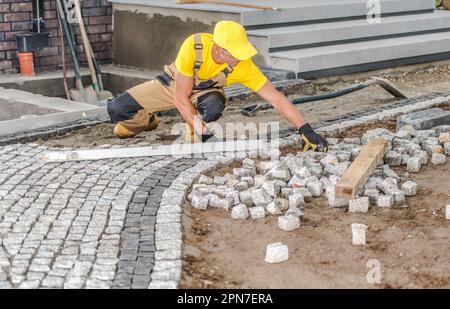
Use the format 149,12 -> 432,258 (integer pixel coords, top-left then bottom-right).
41,139 -> 269,162
335,138 -> 388,199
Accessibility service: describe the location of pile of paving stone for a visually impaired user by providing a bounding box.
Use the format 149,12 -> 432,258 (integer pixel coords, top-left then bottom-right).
188,124 -> 450,232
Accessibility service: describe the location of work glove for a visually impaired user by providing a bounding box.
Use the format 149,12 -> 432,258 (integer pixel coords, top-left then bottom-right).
200,128 -> 220,143
298,123 -> 329,152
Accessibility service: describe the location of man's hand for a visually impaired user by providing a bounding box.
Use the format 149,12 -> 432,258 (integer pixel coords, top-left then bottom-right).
256,82 -> 328,152
298,123 -> 329,152
174,69 -> 206,135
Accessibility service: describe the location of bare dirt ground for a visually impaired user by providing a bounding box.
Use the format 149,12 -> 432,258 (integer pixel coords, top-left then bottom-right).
39,61 -> 450,148
180,122 -> 450,289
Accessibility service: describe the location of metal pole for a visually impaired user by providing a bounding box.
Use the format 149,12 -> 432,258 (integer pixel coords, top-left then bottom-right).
35,0 -> 41,33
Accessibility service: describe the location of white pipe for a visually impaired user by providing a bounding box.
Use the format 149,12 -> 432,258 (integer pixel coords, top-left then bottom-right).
41,139 -> 271,162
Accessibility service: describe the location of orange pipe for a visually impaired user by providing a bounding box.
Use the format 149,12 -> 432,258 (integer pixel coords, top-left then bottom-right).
17,52 -> 35,76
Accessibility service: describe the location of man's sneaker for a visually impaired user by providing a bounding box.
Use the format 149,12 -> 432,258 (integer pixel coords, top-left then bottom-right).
113,123 -> 135,138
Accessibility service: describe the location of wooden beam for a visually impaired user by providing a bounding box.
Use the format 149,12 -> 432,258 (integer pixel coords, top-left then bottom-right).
41,139 -> 268,162
335,138 -> 388,199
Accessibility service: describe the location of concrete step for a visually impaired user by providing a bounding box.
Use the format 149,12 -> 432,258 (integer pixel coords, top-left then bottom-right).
249,11 -> 450,52
269,31 -> 450,77
0,88 -> 98,112
114,0 -> 435,28
240,0 -> 435,28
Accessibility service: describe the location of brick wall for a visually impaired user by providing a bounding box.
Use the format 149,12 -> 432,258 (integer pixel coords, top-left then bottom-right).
0,0 -> 112,73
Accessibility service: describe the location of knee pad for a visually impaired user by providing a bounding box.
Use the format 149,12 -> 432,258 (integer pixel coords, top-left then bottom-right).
196,91 -> 226,123
107,91 -> 143,123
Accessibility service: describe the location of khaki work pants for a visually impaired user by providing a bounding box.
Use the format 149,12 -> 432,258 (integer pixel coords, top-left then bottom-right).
119,79 -> 227,137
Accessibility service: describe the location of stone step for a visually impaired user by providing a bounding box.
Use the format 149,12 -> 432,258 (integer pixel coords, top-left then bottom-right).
248,11 -> 450,52
0,88 -> 98,112
112,0 -> 435,28
268,31 -> 450,77
240,0 -> 435,28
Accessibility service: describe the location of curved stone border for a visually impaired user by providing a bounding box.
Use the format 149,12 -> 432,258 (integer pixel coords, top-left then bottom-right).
113,158 -> 200,289
149,159 -> 222,289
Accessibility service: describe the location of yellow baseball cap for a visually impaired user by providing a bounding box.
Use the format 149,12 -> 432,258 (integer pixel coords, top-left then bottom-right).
213,20 -> 258,61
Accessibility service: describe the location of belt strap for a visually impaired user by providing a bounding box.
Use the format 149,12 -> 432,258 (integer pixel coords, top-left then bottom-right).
222,64 -> 233,77
155,72 -> 173,86
193,33 -> 203,79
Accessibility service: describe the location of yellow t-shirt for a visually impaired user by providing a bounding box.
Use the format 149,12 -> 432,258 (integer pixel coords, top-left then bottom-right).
175,33 -> 268,92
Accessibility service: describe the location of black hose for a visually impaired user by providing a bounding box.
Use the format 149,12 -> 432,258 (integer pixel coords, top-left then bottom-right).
292,83 -> 366,104
241,82 -> 369,117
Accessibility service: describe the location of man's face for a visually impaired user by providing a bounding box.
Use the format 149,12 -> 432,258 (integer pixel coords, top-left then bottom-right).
215,45 -> 240,67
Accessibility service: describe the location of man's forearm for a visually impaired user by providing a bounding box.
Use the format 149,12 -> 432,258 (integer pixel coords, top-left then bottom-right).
272,94 -> 307,129
257,81 -> 328,151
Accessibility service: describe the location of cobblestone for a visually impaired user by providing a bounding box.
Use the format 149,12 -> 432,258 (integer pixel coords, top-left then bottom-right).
41,276 -> 65,288
18,280 -> 40,289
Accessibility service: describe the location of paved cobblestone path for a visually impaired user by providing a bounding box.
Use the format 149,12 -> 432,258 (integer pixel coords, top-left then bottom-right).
0,143 -> 198,288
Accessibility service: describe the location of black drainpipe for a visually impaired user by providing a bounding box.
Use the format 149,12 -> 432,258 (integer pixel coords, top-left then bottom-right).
32,0 -> 46,33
